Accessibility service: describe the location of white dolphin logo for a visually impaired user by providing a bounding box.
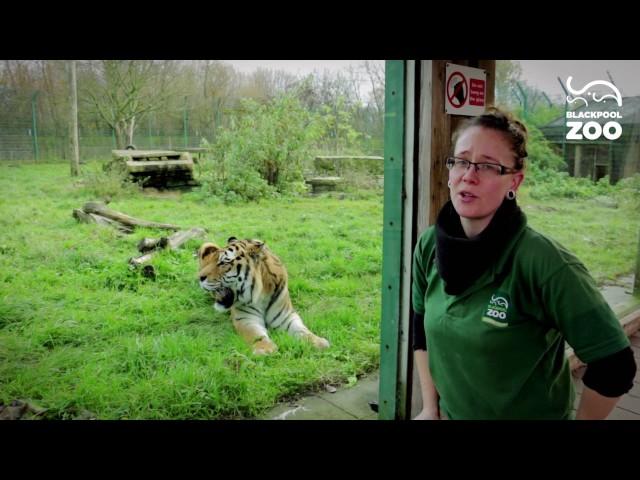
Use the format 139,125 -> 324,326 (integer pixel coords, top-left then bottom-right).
565,76 -> 623,108
490,295 -> 509,309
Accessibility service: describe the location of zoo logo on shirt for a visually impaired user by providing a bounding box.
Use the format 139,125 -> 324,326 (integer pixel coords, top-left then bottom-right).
481,292 -> 511,328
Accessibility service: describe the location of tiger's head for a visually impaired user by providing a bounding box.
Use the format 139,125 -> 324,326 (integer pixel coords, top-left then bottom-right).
197,236 -> 266,311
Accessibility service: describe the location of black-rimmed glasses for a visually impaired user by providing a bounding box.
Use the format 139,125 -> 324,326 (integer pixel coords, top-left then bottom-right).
445,157 -> 518,176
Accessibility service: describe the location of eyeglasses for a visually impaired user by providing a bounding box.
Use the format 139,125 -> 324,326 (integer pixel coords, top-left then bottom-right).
446,157 -> 518,176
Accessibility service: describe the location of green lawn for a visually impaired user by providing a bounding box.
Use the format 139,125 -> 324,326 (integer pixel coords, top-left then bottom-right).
518,185 -> 639,285
0,162 -> 382,419
0,162 -> 637,419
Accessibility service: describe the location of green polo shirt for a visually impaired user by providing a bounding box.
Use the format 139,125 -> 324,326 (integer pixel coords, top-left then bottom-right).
412,223 -> 629,420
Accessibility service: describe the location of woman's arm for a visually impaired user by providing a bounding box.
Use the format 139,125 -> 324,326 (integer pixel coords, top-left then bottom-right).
575,386 -> 621,420
575,346 -> 636,420
413,349 -> 441,420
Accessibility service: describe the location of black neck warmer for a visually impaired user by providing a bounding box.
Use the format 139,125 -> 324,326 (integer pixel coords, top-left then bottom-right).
435,199 -> 526,295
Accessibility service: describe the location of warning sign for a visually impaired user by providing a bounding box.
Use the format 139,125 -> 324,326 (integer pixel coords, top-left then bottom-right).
447,71 -> 467,108
445,63 -> 487,116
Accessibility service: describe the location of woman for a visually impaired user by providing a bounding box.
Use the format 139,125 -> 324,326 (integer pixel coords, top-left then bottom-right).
412,107 -> 636,420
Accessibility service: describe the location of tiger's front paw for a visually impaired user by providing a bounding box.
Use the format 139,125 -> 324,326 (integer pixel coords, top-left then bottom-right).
311,336 -> 330,349
252,338 -> 278,355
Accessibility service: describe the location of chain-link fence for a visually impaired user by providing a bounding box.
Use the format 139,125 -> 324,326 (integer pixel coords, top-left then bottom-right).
0,125 -> 211,162
0,89 -> 384,163
0,92 -> 221,162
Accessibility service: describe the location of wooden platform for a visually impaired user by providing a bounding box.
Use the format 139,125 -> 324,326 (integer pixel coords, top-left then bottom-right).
305,176 -> 343,193
112,150 -> 188,160
109,149 -> 196,188
125,160 -> 194,173
175,147 -> 207,162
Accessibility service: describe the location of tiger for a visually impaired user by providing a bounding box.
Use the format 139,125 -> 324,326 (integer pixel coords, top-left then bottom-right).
197,237 -> 330,355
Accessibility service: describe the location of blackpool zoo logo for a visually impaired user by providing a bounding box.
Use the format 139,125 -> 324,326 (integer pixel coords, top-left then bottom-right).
565,76 -> 623,141
481,293 -> 511,328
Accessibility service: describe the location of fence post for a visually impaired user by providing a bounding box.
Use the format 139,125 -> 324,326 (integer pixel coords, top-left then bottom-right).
183,96 -> 189,148
31,91 -> 39,161
634,227 -> 640,297
557,77 -> 570,166
515,82 -> 528,121
148,115 -> 152,149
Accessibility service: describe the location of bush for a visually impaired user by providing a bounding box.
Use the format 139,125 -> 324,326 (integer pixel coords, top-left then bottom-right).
612,173 -> 640,209
200,167 -> 276,204
522,122 -> 567,176
200,94 -> 323,203
78,162 -> 142,199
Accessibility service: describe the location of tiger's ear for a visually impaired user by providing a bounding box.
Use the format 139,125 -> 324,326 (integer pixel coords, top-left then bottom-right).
246,239 -> 265,258
227,236 -> 238,243
199,242 -> 220,259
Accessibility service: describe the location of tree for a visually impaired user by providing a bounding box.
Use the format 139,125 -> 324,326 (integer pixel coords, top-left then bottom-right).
360,61 -> 385,153
363,60 -> 384,120
80,60 -> 177,149
40,61 -> 70,159
495,60 -> 523,108
68,60 -> 80,176
240,67 -> 298,101
199,61 -> 240,137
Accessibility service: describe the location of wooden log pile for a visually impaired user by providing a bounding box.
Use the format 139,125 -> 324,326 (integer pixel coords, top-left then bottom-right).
73,201 -> 181,232
72,201 -> 206,278
128,227 -> 207,278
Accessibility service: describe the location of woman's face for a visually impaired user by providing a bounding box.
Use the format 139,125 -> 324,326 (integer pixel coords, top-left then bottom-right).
449,126 -> 524,228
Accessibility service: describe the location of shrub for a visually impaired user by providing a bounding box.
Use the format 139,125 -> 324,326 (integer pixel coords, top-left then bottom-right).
200,94 -> 323,203
78,161 -> 142,199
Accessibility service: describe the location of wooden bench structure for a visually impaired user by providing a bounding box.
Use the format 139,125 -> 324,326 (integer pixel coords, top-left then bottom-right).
109,149 -> 198,188
175,147 -> 207,162
306,155 -> 384,193
313,155 -> 383,174
305,176 -> 344,193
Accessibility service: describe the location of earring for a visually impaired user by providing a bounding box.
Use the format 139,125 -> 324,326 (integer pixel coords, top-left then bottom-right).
506,190 -> 516,200
447,180 -> 452,188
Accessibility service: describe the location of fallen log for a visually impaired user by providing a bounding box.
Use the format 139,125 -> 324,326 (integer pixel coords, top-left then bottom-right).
137,236 -> 169,253
82,201 -> 181,231
165,228 -> 207,250
72,209 -> 134,234
129,227 -> 207,272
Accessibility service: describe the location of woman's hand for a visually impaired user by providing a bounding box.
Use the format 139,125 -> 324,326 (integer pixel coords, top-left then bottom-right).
413,407 -> 441,420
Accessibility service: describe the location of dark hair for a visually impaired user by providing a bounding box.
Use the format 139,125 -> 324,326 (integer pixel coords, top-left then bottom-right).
451,106 -> 528,170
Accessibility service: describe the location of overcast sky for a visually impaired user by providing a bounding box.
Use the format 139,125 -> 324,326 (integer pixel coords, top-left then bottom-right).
224,60 -> 381,99
224,60 -> 374,76
516,60 -> 640,99
223,60 -> 640,100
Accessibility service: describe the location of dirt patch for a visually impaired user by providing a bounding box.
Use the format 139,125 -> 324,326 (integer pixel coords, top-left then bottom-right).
0,400 -> 47,420
0,400 -> 98,420
142,187 -> 183,199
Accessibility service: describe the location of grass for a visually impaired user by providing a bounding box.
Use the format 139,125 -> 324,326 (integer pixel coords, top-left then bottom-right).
0,161 -> 637,419
518,185 -> 640,285
0,162 -> 382,419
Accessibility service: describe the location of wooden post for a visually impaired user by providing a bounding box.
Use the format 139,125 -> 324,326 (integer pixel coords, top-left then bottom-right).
635,227 -> 640,296
478,60 -> 496,107
574,144 -> 583,177
31,91 -> 39,162
427,60 -> 454,225
68,60 -> 80,176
